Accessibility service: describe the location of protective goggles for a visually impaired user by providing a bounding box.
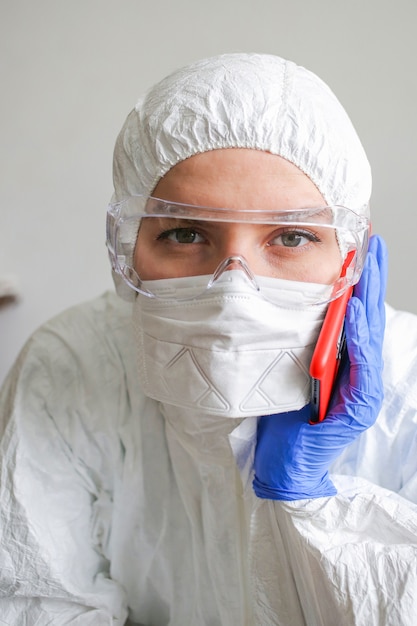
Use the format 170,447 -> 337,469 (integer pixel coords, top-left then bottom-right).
106,195 -> 370,304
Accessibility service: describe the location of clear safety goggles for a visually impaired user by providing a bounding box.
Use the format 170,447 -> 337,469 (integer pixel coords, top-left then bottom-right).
106,195 -> 370,304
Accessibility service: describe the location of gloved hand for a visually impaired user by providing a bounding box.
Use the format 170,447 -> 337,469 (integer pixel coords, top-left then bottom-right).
253,234 -> 388,501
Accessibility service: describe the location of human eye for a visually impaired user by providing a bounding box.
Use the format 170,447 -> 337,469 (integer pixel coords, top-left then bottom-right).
156,227 -> 205,245
269,228 -> 321,248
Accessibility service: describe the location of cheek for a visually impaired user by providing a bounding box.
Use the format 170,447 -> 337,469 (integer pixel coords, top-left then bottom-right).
319,245 -> 344,284
315,231 -> 344,284
134,241 -> 160,280
133,229 -> 156,279
295,244 -> 342,285
134,233 -> 187,280
321,251 -> 343,284
286,259 -> 341,285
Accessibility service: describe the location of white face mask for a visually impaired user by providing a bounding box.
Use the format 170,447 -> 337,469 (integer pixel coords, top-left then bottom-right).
132,271 -> 330,418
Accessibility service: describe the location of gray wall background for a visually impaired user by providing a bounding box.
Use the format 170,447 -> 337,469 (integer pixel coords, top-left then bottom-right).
1,0 -> 416,384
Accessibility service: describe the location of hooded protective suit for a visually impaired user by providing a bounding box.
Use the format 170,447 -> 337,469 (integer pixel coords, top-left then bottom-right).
1,53 -> 417,626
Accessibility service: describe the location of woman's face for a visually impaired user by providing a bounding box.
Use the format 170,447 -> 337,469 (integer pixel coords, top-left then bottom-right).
134,148 -> 343,285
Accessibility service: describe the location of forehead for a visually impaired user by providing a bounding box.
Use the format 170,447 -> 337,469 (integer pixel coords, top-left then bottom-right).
152,148 -> 326,212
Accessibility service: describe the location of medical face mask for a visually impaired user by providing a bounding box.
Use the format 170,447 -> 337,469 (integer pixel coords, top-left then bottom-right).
132,271 -> 330,418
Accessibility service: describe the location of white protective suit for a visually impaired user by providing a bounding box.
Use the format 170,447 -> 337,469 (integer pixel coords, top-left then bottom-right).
2,53 -> 417,625
1,292 -> 417,625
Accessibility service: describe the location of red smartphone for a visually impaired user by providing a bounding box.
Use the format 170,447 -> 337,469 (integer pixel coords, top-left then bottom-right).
309,250 -> 356,423
309,286 -> 352,423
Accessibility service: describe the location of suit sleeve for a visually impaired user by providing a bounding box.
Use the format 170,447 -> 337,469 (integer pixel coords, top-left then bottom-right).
0,323 -> 129,625
250,476 -> 417,626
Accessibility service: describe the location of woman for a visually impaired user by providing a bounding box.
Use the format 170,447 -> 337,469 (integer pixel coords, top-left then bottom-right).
1,53 -> 416,625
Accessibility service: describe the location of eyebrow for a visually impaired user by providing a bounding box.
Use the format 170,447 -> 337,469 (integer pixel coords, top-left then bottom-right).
145,217 -> 206,228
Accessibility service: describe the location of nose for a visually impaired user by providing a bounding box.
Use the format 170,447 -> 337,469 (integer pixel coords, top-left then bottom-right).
207,255 -> 260,291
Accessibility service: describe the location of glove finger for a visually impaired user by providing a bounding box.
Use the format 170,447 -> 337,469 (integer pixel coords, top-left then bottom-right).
353,247 -> 378,325
345,296 -> 380,370
327,296 -> 383,428
353,244 -> 385,356
366,234 -> 388,336
368,234 -> 388,313
354,235 -> 388,318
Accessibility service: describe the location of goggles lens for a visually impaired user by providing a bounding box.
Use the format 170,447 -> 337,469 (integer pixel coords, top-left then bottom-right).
107,195 -> 370,304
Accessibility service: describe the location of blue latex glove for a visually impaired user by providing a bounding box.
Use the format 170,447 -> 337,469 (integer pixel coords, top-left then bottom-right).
253,234 -> 388,501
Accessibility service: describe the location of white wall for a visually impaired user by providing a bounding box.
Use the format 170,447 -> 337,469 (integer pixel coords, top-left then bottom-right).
1,0 -> 417,384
